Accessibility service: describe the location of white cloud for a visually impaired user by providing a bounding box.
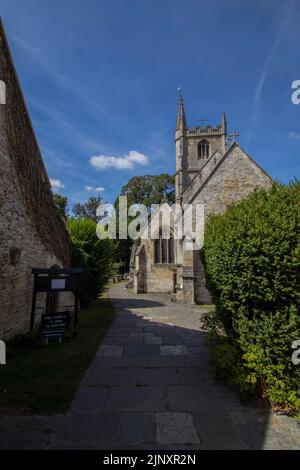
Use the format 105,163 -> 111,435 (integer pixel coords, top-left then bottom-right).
85,185 -> 105,192
90,150 -> 149,171
50,178 -> 65,191
288,131 -> 300,139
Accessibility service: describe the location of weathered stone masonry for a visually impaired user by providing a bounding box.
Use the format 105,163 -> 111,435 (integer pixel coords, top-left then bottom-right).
133,95 -> 272,304
0,21 -> 71,340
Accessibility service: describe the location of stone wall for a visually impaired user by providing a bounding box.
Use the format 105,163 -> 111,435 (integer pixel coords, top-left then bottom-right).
193,251 -> 211,304
190,144 -> 272,217
0,22 -> 71,340
146,264 -> 176,293
134,244 -> 147,293
181,151 -> 223,204
133,238 -> 177,295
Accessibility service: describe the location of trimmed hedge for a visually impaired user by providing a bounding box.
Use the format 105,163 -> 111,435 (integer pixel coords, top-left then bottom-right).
202,182 -> 300,416
67,218 -> 113,304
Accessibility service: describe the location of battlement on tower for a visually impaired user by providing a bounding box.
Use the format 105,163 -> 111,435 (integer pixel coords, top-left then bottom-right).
187,124 -> 225,137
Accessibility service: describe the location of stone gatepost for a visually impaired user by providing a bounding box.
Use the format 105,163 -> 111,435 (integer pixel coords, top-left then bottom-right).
181,267 -> 195,304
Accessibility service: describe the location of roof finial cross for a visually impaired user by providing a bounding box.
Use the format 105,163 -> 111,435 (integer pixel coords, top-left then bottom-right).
228,130 -> 239,144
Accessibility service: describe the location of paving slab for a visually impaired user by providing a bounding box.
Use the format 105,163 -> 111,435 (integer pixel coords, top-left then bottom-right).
166,385 -> 223,411
105,386 -> 168,412
156,412 -> 200,445
123,344 -> 143,356
192,410 -> 243,447
178,367 -> 214,385
120,413 -> 155,443
92,356 -> 151,368
145,336 -> 163,345
51,413 -> 120,448
163,335 -> 184,345
84,367 -> 179,387
160,345 -> 190,355
149,354 -> 201,368
142,344 -> 161,355
102,336 -> 143,345
97,345 -> 123,356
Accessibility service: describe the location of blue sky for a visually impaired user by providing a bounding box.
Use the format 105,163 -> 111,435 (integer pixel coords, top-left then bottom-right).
1,0 -> 299,206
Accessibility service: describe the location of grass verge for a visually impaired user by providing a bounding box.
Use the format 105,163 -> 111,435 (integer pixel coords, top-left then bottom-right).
0,291 -> 115,415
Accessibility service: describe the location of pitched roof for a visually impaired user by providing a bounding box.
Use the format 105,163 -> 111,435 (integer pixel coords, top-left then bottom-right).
181,149 -> 223,196
186,142 -> 272,204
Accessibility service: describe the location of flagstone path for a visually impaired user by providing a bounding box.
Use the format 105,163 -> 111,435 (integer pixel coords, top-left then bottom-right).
1,282 -> 299,450
48,283 -> 300,450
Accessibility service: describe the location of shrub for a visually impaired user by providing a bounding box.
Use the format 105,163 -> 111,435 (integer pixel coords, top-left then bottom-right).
202,181 -> 300,416
67,218 -> 113,304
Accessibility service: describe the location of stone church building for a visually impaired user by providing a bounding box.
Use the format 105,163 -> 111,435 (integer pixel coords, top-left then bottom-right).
132,95 -> 272,303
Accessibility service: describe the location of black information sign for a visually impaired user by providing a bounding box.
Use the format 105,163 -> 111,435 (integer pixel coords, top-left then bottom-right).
30,268 -> 83,333
41,311 -> 70,341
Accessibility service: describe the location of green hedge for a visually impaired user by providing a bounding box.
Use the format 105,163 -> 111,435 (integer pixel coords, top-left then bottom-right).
202,182 -> 300,416
67,218 -> 113,304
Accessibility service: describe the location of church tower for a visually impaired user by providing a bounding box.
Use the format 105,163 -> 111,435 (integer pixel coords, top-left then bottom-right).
175,94 -> 188,201
175,94 -> 227,200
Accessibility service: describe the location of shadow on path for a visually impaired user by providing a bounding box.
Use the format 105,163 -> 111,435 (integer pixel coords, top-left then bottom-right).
46,284 -> 300,450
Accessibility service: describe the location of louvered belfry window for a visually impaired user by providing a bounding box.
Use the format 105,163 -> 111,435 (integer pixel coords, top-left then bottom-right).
198,139 -> 210,159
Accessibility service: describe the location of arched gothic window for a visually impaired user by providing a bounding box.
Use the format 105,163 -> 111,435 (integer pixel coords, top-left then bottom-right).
198,139 -> 210,159
154,231 -> 175,264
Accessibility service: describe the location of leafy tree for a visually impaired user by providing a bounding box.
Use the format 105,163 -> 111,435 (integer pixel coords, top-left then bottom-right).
53,193 -> 68,219
119,173 -> 175,209
67,218 -> 113,304
203,181 -> 300,417
111,174 -> 175,272
72,196 -> 105,222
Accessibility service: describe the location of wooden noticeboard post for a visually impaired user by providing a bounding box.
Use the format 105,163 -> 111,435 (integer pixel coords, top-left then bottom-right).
30,267 -> 83,337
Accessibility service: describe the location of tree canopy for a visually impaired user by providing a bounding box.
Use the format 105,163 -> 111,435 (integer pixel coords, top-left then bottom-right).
72,195 -> 105,222
111,173 -> 175,272
53,193 -> 68,219
119,173 -> 175,209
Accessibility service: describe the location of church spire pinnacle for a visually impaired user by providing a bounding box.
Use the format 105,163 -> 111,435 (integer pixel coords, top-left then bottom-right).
221,112 -> 227,133
176,93 -> 187,130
